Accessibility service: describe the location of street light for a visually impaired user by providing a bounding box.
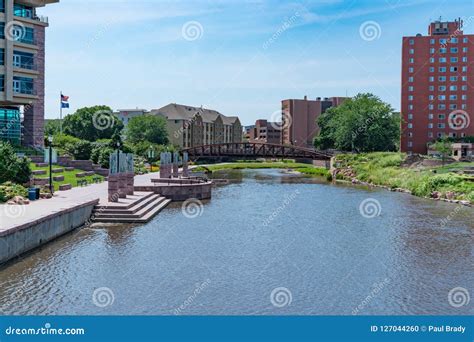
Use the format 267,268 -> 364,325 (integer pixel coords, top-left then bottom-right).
116,141 -> 121,174
48,135 -> 53,194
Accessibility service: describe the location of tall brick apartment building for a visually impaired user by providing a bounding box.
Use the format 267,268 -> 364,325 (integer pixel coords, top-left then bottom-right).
401,19 -> 474,154
281,96 -> 347,148
247,119 -> 281,144
0,0 -> 58,147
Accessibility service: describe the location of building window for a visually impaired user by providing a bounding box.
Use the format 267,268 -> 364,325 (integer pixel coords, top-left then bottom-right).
450,47 -> 458,53
408,114 -> 413,120
409,67 -> 414,73
438,95 -> 446,100
429,104 -> 434,110
438,114 -> 445,120
438,76 -> 446,82
430,57 -> 435,63
429,95 -> 434,100
14,4 -> 34,18
437,132 -> 443,138
0,107 -> 21,145
408,95 -> 413,101
409,76 -> 414,82
410,58 -> 414,63
449,85 -> 457,91
439,67 -> 446,72
462,76 -> 467,81
440,48 -> 447,53
462,56 -> 467,62
438,104 -> 446,110
0,0 -> 4,13
439,85 -> 446,91
449,95 -> 457,100
440,38 -> 447,45
450,76 -> 458,81
450,66 -> 458,72
462,85 -> 467,91
428,132 -> 433,138
12,76 -> 34,95
451,38 -> 458,43
408,132 -> 413,137
429,86 -> 434,91
13,51 -> 34,70
429,67 -> 434,72
450,57 -> 458,63
449,104 -> 457,110
463,37 -> 468,43
0,48 -> 3,66
408,141 -> 413,148
430,38 -> 435,44
428,123 -> 433,128
0,23 -> 35,44
428,113 -> 434,120
0,75 -> 4,92
463,47 -> 468,52
462,94 -> 467,100
429,76 -> 434,82
438,123 -> 445,129
408,86 -> 414,92
409,105 -> 413,110
409,39 -> 414,45
462,66 -> 467,72
439,57 -> 446,63
430,48 -> 435,54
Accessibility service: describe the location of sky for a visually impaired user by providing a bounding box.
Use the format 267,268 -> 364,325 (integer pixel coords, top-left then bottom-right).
38,0 -> 474,125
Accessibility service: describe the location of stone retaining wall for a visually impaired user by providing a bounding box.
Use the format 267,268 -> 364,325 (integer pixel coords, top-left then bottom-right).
135,182 -> 212,201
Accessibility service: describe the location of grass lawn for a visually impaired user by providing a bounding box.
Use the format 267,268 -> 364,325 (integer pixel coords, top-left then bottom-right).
335,152 -> 474,202
30,163 -> 104,191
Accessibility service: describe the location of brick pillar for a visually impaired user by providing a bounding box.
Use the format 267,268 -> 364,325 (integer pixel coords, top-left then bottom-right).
126,172 -> 134,196
23,25 -> 45,147
118,173 -> 127,198
108,174 -> 119,202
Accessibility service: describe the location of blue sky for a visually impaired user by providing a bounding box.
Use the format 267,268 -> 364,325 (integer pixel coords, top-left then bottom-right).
39,0 -> 473,125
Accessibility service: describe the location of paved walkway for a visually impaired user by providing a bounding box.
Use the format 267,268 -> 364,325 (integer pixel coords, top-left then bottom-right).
0,172 -> 160,232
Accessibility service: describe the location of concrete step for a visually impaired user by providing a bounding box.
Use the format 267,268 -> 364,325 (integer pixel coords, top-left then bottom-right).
94,192 -> 155,210
92,198 -> 171,223
93,196 -> 167,219
93,194 -> 162,215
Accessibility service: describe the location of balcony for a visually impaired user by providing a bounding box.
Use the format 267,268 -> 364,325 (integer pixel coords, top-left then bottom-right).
14,88 -> 36,96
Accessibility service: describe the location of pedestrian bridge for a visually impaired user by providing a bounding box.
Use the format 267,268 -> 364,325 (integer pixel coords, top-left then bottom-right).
180,142 -> 333,160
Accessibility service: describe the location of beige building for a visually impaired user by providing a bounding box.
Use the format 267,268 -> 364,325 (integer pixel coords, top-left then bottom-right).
151,103 -> 242,148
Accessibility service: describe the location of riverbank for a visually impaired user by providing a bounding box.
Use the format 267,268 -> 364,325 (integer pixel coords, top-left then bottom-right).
333,152 -> 474,205
195,162 -> 331,179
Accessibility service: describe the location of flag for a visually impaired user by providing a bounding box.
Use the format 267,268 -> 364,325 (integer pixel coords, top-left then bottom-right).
61,94 -> 69,108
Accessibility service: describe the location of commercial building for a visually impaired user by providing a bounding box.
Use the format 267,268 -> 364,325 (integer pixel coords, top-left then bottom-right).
247,119 -> 281,144
0,0 -> 59,147
151,103 -> 242,148
281,96 -> 347,147
401,19 -> 474,154
114,108 -> 148,126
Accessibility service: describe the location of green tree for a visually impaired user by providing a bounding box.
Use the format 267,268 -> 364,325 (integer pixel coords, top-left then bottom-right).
44,119 -> 61,137
432,137 -> 452,166
62,105 -> 123,141
0,142 -> 31,184
125,115 -> 169,145
314,93 -> 400,152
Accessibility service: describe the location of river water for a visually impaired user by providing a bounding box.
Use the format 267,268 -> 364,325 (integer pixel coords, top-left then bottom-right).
0,169 -> 472,315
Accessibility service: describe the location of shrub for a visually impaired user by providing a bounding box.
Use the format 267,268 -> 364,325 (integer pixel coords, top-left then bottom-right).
0,182 -> 28,202
68,140 -> 93,160
0,142 -> 31,184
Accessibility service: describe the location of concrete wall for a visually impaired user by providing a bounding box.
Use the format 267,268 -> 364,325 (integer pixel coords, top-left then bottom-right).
0,199 -> 98,265
135,182 -> 212,201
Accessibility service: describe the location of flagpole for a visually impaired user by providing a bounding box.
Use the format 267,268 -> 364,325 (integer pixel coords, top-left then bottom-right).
60,91 -> 63,135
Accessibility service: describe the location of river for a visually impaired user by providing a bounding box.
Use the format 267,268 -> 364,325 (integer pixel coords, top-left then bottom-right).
0,169 -> 472,315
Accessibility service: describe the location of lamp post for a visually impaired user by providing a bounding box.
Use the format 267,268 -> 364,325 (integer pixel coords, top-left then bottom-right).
48,135 -> 53,194
147,145 -> 154,172
116,142 -> 121,174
